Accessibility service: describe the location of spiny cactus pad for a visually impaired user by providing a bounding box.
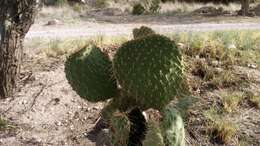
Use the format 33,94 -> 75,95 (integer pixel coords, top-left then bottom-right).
65,45 -> 117,102
110,112 -> 131,146
143,121 -> 164,146
133,26 -> 156,39
160,106 -> 185,146
114,34 -> 183,109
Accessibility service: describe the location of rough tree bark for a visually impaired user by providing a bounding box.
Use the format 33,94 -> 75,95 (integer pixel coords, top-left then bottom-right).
0,0 -> 38,98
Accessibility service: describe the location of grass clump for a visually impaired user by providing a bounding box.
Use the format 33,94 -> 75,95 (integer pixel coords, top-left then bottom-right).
132,0 -> 161,15
249,95 -> 260,108
0,116 -> 8,131
170,30 -> 260,68
246,91 -> 260,108
191,59 -> 215,81
221,92 -> 244,113
204,108 -> 238,145
209,120 -> 237,145
132,3 -> 146,15
209,70 -> 242,88
95,0 -> 109,8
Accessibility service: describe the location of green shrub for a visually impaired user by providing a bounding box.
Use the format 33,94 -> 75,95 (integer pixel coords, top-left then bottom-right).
96,0 -> 109,8
142,0 -> 161,13
132,3 -> 145,15
132,0 -> 161,15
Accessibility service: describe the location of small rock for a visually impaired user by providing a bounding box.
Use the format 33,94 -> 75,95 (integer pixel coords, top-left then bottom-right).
46,19 -> 61,26
248,63 -> 257,69
71,98 -> 76,102
70,125 -> 74,130
21,100 -> 28,105
31,108 -> 36,112
73,112 -> 80,119
177,43 -> 185,49
55,121 -> 62,126
227,44 -> 236,49
211,60 -> 219,67
93,106 -> 101,110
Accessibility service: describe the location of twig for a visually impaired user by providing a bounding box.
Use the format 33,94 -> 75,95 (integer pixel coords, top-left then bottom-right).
28,83 -> 47,110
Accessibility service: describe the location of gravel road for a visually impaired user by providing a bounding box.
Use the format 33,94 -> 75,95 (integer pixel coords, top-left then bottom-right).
26,22 -> 260,39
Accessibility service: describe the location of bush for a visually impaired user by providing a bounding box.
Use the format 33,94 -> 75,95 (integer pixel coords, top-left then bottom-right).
143,0 -> 161,13
132,3 -> 145,15
132,0 -> 161,15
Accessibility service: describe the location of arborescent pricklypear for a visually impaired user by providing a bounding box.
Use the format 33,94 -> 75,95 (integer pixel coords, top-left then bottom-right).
160,106 -> 185,146
133,26 -> 156,39
143,120 -> 164,146
110,112 -> 131,146
113,34 -> 183,110
65,45 -> 117,102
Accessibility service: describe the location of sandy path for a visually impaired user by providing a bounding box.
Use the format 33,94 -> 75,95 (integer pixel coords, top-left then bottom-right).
26,22 -> 260,39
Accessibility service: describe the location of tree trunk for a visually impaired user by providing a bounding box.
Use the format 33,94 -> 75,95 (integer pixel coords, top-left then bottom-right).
0,0 -> 38,98
241,0 -> 249,16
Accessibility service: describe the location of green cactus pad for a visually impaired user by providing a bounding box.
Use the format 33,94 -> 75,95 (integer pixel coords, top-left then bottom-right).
160,106 -> 185,146
65,45 -> 117,102
133,26 -> 156,39
113,34 -> 183,109
143,121 -> 165,146
110,112 -> 131,146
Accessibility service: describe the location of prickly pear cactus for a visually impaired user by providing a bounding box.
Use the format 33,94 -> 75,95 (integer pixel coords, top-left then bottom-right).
160,106 -> 185,146
143,121 -> 164,146
133,26 -> 156,39
113,34 -> 183,110
65,45 -> 117,102
110,112 -> 131,146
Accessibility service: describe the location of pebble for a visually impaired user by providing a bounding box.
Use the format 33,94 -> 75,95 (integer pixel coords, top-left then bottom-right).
70,125 -> 74,130
55,121 -> 62,126
227,44 -> 237,49
46,19 -> 61,26
248,63 -> 257,69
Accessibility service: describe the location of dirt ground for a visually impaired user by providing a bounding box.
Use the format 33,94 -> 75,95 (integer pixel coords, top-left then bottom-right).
1,7 -> 260,146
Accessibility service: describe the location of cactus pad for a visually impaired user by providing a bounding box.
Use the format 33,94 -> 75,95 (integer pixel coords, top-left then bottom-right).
65,45 -> 117,102
143,121 -> 164,146
160,106 -> 185,146
113,34 -> 183,109
133,26 -> 156,39
110,112 -> 131,146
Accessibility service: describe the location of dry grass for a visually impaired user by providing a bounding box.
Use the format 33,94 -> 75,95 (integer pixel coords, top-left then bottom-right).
170,30 -> 260,68
159,2 -> 241,14
0,116 -> 15,132
25,35 -> 129,58
220,91 -> 244,113
249,95 -> 260,108
0,116 -> 8,131
204,108 -> 238,144
37,5 -> 89,23
209,70 -> 242,88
